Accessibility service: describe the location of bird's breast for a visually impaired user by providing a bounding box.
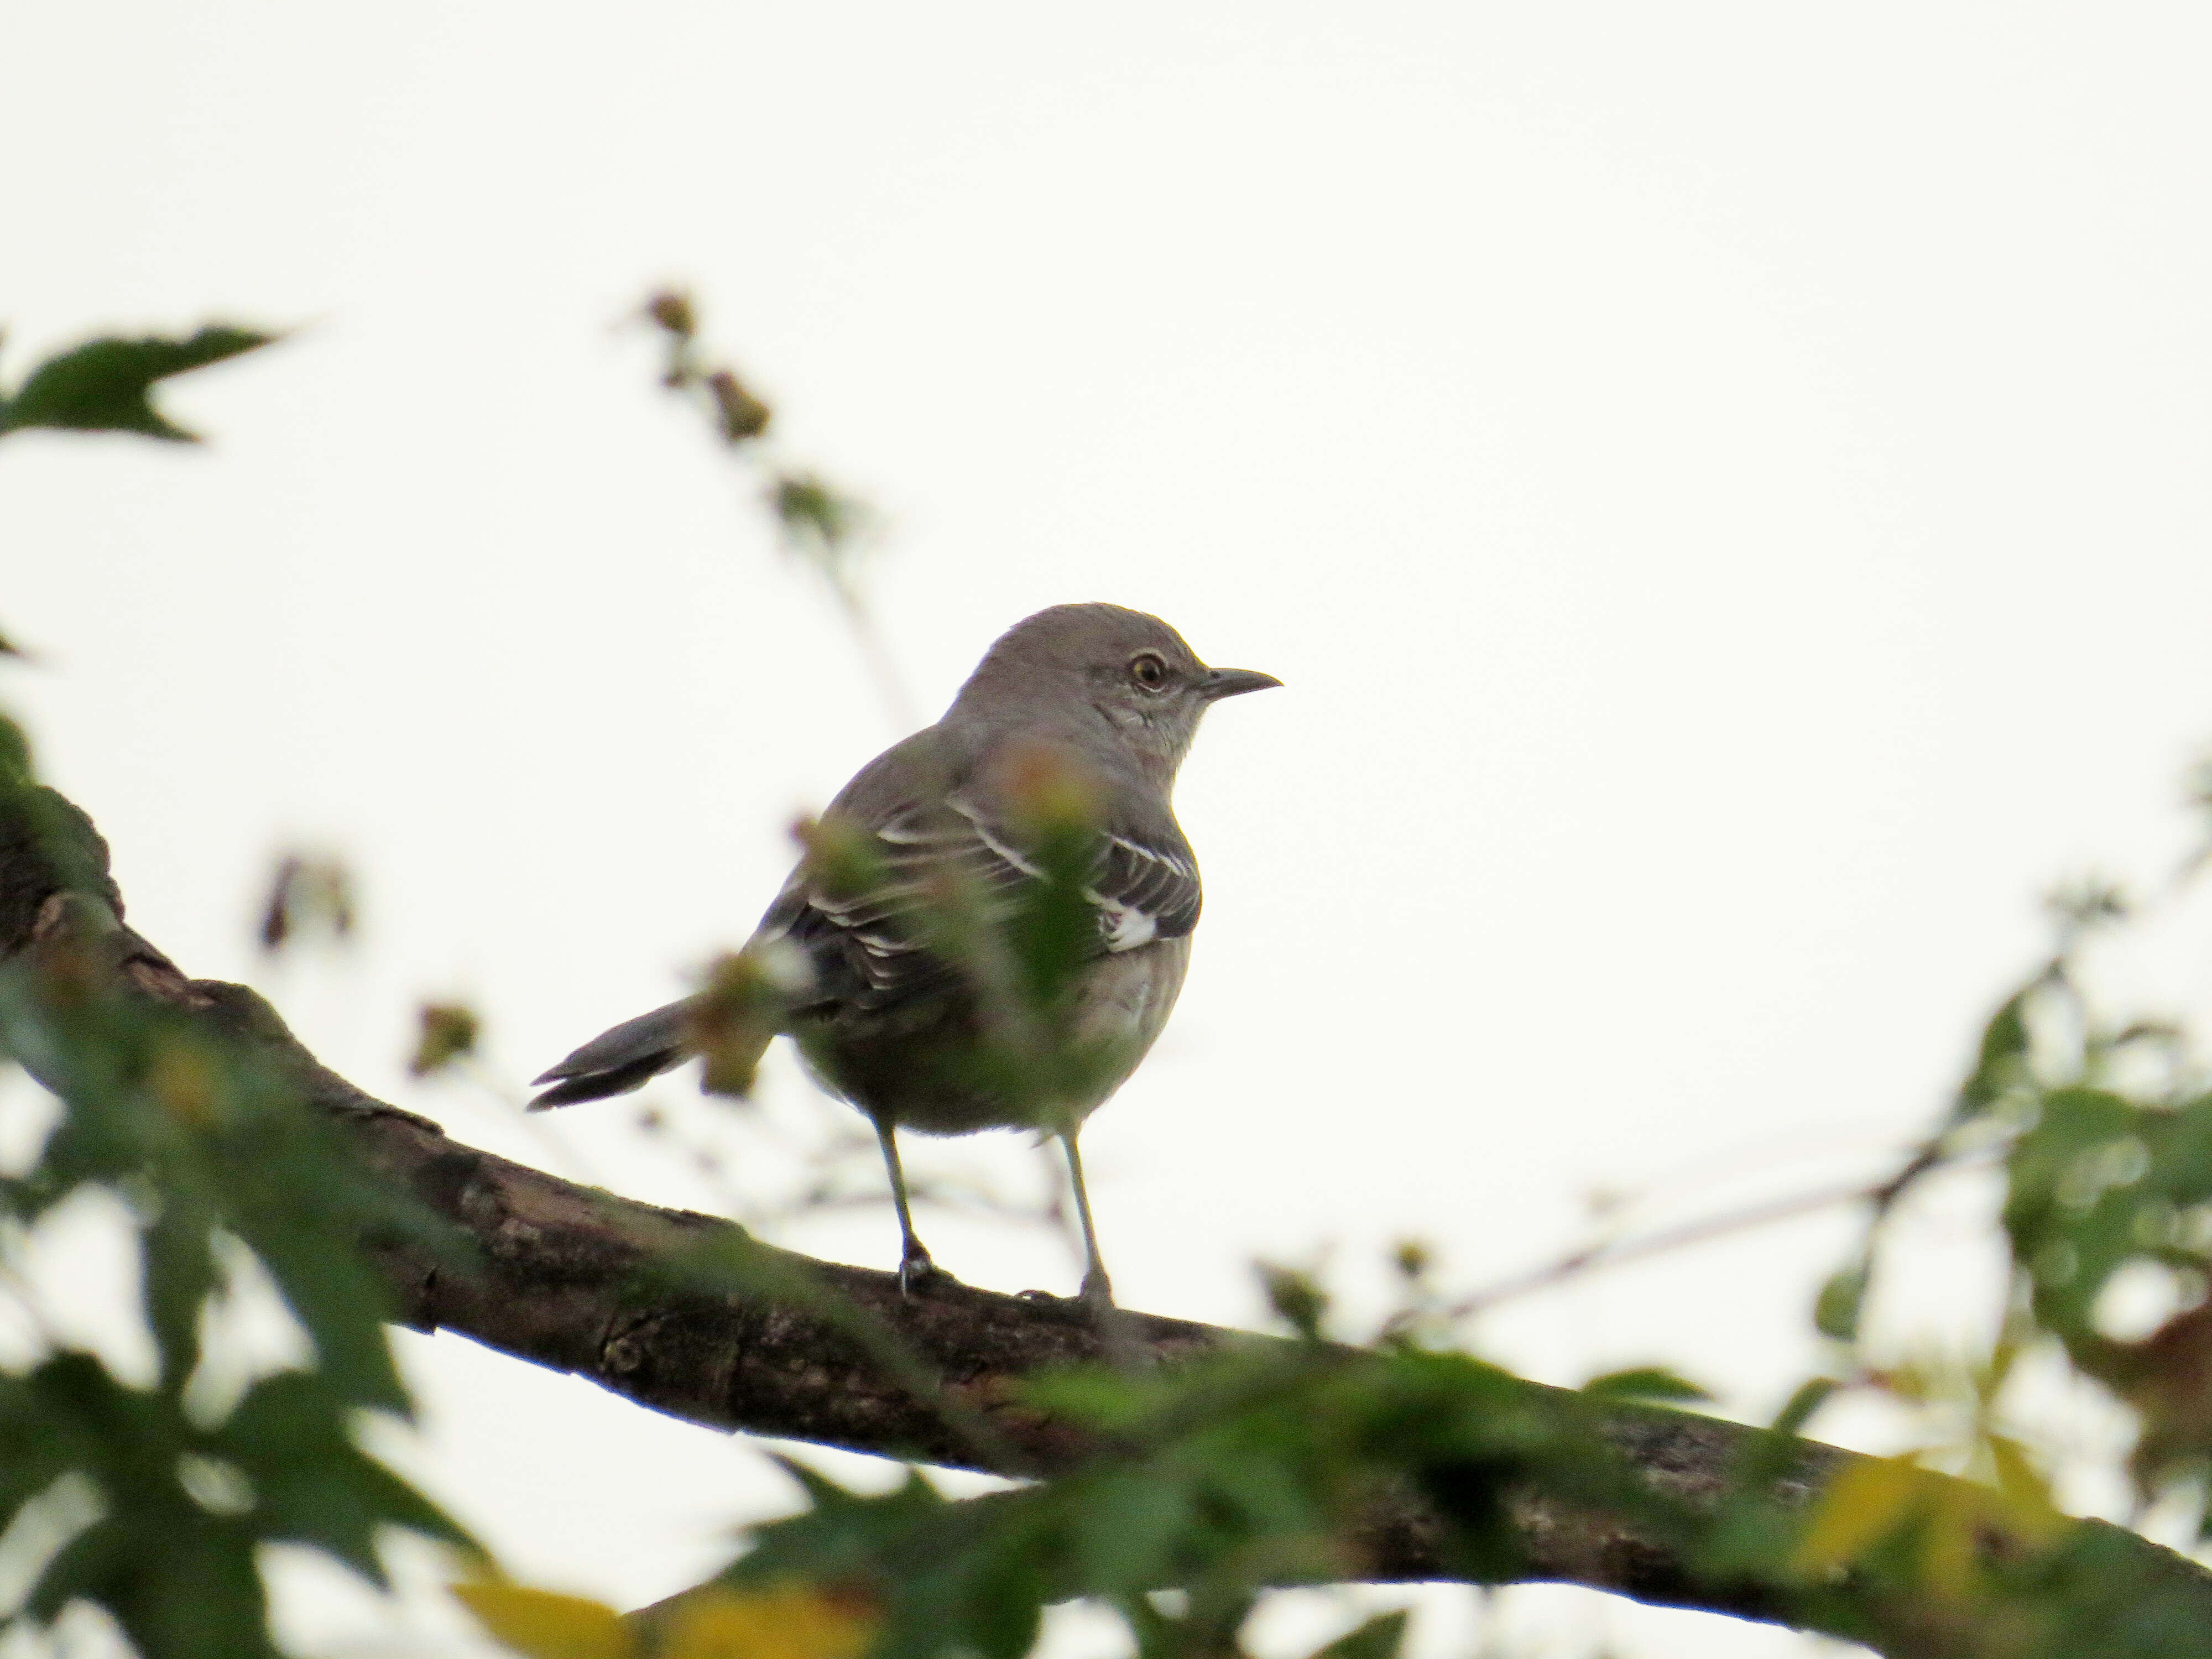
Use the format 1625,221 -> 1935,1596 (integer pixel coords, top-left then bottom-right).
793,935 -> 1193,1137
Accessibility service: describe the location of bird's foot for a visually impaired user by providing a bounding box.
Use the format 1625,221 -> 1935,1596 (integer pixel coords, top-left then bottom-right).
1013,1277 -> 1117,1316
898,1245 -> 951,1297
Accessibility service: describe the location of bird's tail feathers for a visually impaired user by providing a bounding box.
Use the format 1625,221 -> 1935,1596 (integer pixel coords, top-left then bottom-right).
528,997 -> 695,1110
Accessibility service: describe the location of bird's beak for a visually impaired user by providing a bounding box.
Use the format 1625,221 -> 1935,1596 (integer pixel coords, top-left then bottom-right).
1199,666 -> 1283,702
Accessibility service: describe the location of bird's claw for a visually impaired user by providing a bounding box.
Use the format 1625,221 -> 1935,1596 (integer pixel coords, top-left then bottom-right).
898,1248 -> 949,1297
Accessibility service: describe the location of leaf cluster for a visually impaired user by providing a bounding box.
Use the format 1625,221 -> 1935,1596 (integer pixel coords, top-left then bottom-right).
1780,873 -> 2212,1644
694,1346 -> 1727,1659
0,727 -> 473,1656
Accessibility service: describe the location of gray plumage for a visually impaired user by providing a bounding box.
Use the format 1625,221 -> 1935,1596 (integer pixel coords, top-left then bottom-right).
530,602 -> 1277,1303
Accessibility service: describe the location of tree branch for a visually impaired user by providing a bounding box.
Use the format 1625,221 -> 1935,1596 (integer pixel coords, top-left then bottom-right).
6,780 -> 2210,1656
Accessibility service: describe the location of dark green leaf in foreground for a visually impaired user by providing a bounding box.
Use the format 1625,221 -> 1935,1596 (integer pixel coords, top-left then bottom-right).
216,1371 -> 474,1584
0,326 -> 277,442
709,1347 -> 1699,1659
0,739 -> 479,1656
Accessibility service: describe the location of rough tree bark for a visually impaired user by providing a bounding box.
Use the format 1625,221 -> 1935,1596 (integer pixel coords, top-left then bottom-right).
4,781 -> 2211,1658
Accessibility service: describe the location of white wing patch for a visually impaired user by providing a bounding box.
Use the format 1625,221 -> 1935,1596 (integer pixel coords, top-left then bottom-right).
1096,900 -> 1158,950
1088,834 -> 1191,952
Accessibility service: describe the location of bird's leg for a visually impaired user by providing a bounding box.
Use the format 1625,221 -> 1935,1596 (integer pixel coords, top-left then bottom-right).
1059,1130 -> 1114,1308
874,1120 -> 941,1294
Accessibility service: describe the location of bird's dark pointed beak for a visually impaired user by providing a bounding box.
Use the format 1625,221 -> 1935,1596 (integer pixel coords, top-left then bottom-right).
1199,666 -> 1283,702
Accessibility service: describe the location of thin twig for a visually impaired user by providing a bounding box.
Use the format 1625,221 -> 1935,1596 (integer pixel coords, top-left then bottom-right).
1446,1142 -> 1980,1321
832,581 -> 919,735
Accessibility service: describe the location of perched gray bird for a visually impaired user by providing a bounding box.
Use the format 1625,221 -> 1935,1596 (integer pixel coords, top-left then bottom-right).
530,603 -> 1277,1305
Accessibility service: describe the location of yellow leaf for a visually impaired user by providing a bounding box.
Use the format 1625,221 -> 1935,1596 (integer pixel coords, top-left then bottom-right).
1796,1449 -> 2072,1603
453,1579 -> 637,1659
1792,1456 -> 1927,1576
658,1581 -> 878,1659
148,1039 -> 219,1125
1918,1484 -> 1981,1598
1984,1435 -> 2068,1545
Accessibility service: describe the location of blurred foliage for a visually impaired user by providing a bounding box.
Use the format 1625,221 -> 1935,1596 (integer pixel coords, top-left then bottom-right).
410,1000 -> 483,1078
1807,867 -> 2212,1520
615,1322 -> 2212,1659
0,338 -> 467,1656
688,948 -> 799,1099
255,851 -> 357,953
702,1350 -> 1715,1659
1771,829 -> 2212,1653
0,326 -> 277,444
0,721 -> 474,1654
771,473 -> 871,582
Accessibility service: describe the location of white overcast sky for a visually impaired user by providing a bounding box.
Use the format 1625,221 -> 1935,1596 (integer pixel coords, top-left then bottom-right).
7,5 -> 2212,1657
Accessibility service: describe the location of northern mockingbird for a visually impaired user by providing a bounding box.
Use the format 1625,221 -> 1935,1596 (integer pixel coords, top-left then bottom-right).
530,603 -> 1277,1305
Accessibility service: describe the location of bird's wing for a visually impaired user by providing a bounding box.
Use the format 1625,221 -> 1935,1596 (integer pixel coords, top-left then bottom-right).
757,793 -> 1026,1009
1090,814 -> 1203,949
757,769 -> 1202,1015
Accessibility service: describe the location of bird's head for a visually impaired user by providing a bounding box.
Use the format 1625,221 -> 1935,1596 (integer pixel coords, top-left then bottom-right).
951,603 -> 1280,784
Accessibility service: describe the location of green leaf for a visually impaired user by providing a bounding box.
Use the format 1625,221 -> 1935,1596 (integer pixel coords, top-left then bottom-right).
1308,1609 -> 1409,1659
1259,1261 -> 1331,1341
733,1462 -> 945,1590
771,473 -> 864,560
0,327 -> 278,442
2000,1087 -> 2175,1352
216,1371 -> 477,1582
1770,1377 -> 1839,1439
142,1198 -> 218,1392
1955,980 -> 2037,1120
0,712 -> 31,779
120,1519 -> 279,1659
1580,1366 -> 1713,1404
27,1514 -> 132,1625
765,1453 -> 888,1516
959,1544 -> 1047,1659
1814,1259 -> 1870,1342
1067,1469 -> 1196,1595
1015,1365 -> 1160,1433
0,1389 -> 86,1527
28,1501 -> 279,1659
232,1205 -> 411,1413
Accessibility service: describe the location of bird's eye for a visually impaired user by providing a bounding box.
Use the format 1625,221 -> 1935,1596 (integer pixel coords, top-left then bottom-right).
1129,652 -> 1169,691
